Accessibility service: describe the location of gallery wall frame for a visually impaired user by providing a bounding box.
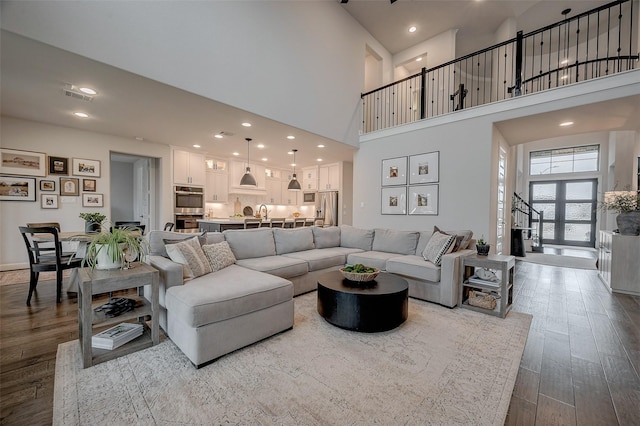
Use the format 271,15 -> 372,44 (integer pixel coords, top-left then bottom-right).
408,184 -> 439,215
41,194 -> 59,209
0,148 -> 46,177
40,180 -> 56,191
381,186 -> 407,215
0,175 -> 37,201
60,177 -> 80,196
48,156 -> 69,175
82,193 -> 104,207
381,156 -> 407,186
83,179 -> 97,192
72,158 -> 101,177
409,151 -> 439,184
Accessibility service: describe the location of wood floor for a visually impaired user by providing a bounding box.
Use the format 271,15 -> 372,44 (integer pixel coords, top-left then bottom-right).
1,262 -> 639,426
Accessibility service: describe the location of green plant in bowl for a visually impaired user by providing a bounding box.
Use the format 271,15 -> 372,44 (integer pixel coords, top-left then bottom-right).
82,224 -> 148,270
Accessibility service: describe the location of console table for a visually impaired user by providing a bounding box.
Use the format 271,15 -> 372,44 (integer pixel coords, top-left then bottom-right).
72,262 -> 159,368
598,231 -> 640,296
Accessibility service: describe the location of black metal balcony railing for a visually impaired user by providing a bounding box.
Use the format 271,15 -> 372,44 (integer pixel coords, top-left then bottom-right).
361,0 -> 638,134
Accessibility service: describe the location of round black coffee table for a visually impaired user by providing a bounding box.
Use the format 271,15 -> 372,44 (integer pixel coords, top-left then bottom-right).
317,270 -> 408,333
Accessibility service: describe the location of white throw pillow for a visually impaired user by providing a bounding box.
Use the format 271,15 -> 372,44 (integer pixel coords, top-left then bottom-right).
165,236 -> 212,281
202,241 -> 236,272
422,231 -> 456,266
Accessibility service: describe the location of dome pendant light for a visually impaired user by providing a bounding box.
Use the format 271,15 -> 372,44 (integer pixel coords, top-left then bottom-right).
240,138 -> 257,186
288,149 -> 302,191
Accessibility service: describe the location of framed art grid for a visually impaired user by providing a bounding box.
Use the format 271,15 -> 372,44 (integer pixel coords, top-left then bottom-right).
409,151 -> 439,184
381,156 -> 407,186
381,186 -> 407,215
408,184 -> 439,215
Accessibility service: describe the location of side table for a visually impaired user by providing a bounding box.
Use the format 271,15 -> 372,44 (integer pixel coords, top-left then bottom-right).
459,254 -> 515,318
72,262 -> 159,368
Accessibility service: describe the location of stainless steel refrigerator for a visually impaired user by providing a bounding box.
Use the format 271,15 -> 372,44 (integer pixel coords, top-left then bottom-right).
315,191 -> 338,227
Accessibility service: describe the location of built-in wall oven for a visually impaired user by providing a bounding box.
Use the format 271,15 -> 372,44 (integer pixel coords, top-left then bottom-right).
174,186 -> 204,230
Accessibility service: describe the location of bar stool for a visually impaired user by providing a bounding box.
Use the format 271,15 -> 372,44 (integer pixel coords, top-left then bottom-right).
293,218 -> 306,228
244,218 -> 262,229
269,218 -> 286,228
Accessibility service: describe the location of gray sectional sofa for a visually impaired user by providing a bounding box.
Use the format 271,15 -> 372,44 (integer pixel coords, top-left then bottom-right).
145,225 -> 474,367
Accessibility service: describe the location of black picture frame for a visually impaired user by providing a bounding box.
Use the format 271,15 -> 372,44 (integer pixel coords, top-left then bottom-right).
48,156 -> 69,176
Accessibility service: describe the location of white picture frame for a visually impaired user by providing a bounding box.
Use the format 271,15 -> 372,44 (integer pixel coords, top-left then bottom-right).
0,175 -> 37,201
41,194 -> 59,209
381,186 -> 407,215
409,151 -> 439,184
408,184 -> 439,215
0,148 -> 46,177
72,158 -> 101,177
381,156 -> 407,186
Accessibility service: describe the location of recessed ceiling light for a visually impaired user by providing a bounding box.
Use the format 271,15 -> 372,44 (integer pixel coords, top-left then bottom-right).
409,26 -> 417,33
232,152 -> 240,156
261,158 -> 268,161
317,158 -> 323,162
287,135 -> 295,140
287,151 -> 294,155
560,59 -> 569,65
416,57 -> 422,62
214,134 -> 223,139
559,121 -> 574,127
241,122 -> 252,127
73,112 -> 89,118
257,144 -> 265,148
193,144 -> 201,148
317,144 -> 325,148
560,74 -> 569,80
79,87 -> 97,95
135,136 -> 144,141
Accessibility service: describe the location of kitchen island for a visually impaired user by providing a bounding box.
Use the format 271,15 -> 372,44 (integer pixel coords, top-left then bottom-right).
197,218 -> 297,232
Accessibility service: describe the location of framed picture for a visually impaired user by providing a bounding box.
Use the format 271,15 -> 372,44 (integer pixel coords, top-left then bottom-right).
381,186 -> 407,215
0,148 -> 46,177
83,178 -> 97,192
409,151 -> 439,184
60,177 -> 80,196
40,179 -> 56,191
72,158 -> 101,177
0,175 -> 36,201
41,194 -> 59,209
82,193 -> 104,207
48,156 -> 69,175
382,156 -> 407,186
408,184 -> 439,215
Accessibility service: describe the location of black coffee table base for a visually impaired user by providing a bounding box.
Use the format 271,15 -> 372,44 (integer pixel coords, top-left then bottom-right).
317,271 -> 408,333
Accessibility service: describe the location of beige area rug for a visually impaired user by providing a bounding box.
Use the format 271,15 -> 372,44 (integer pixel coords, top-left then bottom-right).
0,269 -> 72,287
54,293 -> 532,426
516,252 -> 597,270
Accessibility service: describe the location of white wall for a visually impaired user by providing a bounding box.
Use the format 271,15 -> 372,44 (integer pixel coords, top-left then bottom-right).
0,117 -> 173,269
393,29 -> 458,80
1,1 -> 391,147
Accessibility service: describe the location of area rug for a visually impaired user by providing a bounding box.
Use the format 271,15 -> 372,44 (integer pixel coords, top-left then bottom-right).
516,252 -> 597,270
54,293 -> 532,425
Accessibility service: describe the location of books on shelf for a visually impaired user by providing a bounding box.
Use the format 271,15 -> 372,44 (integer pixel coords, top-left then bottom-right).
92,322 -> 144,350
467,275 -> 500,288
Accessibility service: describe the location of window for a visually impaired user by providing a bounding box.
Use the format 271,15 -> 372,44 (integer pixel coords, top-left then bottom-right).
529,145 -> 599,176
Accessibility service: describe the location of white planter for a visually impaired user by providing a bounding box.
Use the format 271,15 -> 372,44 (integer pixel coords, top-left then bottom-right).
95,243 -> 125,270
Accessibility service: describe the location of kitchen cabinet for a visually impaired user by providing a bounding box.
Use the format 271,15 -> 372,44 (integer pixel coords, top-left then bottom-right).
318,163 -> 339,191
205,171 -> 229,202
302,166 -> 318,191
281,181 -> 299,205
598,231 -> 640,295
174,150 -> 205,186
266,177 -> 282,204
205,157 -> 226,172
228,160 -> 266,193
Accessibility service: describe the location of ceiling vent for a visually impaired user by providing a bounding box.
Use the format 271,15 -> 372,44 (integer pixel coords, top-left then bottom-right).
63,84 -> 94,102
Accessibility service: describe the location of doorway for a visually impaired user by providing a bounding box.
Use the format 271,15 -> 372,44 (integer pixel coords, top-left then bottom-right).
529,178 -> 598,247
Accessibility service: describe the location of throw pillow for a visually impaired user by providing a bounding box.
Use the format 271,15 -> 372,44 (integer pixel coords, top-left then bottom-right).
165,236 -> 212,281
202,241 -> 236,272
163,231 -> 207,247
422,231 -> 457,266
433,226 -> 474,252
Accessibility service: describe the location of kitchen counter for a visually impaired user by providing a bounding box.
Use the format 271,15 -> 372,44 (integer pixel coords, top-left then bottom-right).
197,218 -> 296,232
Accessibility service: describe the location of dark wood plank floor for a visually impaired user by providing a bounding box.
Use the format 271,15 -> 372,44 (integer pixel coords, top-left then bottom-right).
1,262 -> 639,425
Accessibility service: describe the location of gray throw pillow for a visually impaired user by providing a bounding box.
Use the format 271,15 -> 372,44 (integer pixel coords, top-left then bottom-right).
165,236 -> 212,281
422,231 -> 456,266
202,241 -> 236,272
434,226 -> 473,252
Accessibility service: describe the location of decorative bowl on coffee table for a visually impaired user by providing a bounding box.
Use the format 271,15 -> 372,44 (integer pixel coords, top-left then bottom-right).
339,266 -> 380,282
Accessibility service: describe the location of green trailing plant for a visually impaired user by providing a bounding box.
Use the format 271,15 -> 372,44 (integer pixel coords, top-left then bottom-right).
82,224 -> 148,270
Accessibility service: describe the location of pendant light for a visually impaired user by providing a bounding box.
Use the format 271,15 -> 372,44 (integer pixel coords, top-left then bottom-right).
240,138 -> 257,186
287,149 -> 302,191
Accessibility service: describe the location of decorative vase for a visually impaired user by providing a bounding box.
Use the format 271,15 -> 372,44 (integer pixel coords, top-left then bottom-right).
616,211 -> 640,236
476,244 -> 490,256
95,243 -> 125,270
85,221 -> 101,234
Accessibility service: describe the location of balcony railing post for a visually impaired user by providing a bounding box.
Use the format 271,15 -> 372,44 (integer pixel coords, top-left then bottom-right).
420,67 -> 426,120
515,30 -> 523,96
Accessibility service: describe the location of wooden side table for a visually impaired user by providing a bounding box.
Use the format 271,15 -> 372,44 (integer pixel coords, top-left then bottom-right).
72,262 -> 159,368
459,254 -> 515,318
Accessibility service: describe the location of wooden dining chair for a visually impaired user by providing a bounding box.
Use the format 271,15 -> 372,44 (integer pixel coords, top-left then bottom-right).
243,218 -> 262,229
19,226 -> 83,306
269,218 -> 286,228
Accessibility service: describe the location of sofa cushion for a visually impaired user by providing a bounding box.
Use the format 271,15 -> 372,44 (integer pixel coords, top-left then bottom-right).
422,231 -> 456,266
340,225 -> 374,251
165,236 -> 212,280
372,228 -> 419,255
202,241 -> 236,272
434,225 -> 474,252
147,231 -> 224,258
223,228 -> 276,259
273,227 -> 314,255
346,251 -> 399,271
282,248 -> 346,271
165,265 -> 293,328
386,255 -> 441,282
235,255 -> 308,279
312,226 -> 341,248
415,231 -> 433,256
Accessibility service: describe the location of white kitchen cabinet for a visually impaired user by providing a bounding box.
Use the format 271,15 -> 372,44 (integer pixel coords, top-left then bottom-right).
266,178 -> 282,204
174,150 -> 205,186
301,166 -> 318,191
205,171 -> 229,203
281,181 -> 299,205
228,160 -> 266,193
318,163 -> 339,191
205,157 -> 226,172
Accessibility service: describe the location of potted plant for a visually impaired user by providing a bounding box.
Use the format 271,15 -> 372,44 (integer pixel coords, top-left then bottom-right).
79,212 -> 107,234
599,189 -> 640,236
83,225 -> 148,270
476,236 -> 490,256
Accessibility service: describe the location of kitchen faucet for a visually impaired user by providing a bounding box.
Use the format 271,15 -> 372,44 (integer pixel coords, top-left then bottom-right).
258,204 -> 268,220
